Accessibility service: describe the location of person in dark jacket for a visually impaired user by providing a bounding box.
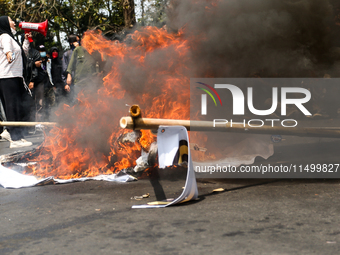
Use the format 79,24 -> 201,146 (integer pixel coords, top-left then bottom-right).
26,45 -> 40,89
21,44 -> 40,133
50,46 -> 65,105
31,45 -> 55,121
34,45 -> 49,120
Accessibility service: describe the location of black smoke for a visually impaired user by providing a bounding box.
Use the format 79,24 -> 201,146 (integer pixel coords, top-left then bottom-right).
167,0 -> 339,77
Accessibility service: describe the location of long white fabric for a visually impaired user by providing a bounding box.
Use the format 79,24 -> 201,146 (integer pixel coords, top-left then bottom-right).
0,164 -> 135,189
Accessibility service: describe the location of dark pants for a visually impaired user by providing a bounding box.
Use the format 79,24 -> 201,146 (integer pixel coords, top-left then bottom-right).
43,86 -> 56,121
0,77 -> 26,141
33,80 -> 45,121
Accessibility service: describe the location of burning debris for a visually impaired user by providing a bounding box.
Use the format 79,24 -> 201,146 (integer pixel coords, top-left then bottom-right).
1,0 -> 339,181
0,125 -> 199,210
0,129 -> 158,180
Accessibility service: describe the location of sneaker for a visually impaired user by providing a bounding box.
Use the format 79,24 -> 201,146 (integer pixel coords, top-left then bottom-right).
0,129 -> 12,142
35,124 -> 44,132
10,139 -> 33,148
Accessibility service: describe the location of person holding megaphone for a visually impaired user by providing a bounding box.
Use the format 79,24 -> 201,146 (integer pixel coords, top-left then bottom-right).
0,16 -> 33,148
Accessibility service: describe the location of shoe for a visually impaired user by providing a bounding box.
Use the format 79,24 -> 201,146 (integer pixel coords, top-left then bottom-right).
0,129 -> 12,142
10,139 -> 33,148
35,124 -> 44,132
21,139 -> 33,145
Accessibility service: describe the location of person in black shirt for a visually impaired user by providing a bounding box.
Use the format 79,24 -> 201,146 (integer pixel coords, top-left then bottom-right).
50,47 -> 65,105
32,45 -> 55,121
21,43 -> 40,133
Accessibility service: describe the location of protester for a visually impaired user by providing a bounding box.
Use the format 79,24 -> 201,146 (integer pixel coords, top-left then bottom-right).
66,35 -> 97,104
50,46 -> 65,105
62,34 -> 79,103
0,16 -> 33,148
26,44 -> 40,91
33,45 -> 55,121
21,41 -> 40,134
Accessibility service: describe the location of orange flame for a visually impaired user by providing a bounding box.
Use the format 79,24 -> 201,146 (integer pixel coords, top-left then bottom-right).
24,26 -> 195,179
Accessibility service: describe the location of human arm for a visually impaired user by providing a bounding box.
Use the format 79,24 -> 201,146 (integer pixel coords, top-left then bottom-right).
66,73 -> 72,86
35,60 -> 42,68
5,52 -> 13,63
66,49 -> 77,85
22,32 -> 31,56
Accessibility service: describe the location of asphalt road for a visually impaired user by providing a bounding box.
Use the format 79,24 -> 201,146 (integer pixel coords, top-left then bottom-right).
1,130 -> 340,254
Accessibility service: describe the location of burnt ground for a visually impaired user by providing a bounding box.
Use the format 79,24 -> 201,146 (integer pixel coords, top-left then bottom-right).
1,124 -> 340,255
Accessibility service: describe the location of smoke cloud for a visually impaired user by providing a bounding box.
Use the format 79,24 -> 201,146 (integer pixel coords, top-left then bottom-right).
167,0 -> 337,77
32,0 -> 340,177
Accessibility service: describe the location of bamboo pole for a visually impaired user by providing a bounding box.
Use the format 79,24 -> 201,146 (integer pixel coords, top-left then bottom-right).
0,121 -> 57,127
120,116 -> 340,138
129,104 -> 142,119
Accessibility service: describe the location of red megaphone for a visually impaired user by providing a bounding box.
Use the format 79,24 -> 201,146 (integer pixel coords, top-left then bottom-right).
19,20 -> 48,43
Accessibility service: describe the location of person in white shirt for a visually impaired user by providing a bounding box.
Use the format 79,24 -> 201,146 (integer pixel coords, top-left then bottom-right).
0,16 -> 33,148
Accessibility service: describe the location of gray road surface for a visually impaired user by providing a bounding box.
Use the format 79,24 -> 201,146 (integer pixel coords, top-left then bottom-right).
0,130 -> 340,254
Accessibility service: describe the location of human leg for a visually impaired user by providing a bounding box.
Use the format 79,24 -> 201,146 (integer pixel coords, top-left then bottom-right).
0,77 -> 26,141
34,81 -> 45,122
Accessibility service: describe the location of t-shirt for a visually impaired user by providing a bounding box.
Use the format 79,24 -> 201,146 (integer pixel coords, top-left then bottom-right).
0,34 -> 29,79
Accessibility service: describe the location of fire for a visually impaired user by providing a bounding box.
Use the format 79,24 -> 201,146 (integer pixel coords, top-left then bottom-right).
24,26 -> 194,179
19,0 -> 228,179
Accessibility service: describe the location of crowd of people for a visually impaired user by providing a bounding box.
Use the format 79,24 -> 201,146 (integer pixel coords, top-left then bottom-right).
0,16 -> 100,148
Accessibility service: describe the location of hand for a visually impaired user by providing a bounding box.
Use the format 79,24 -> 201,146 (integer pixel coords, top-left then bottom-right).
24,32 -> 32,41
29,82 -> 34,90
64,84 -> 71,92
35,60 -> 42,68
66,73 -> 72,85
6,52 -> 13,63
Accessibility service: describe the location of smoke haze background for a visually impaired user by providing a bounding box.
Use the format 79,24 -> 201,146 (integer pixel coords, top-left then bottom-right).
167,0 -> 339,77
